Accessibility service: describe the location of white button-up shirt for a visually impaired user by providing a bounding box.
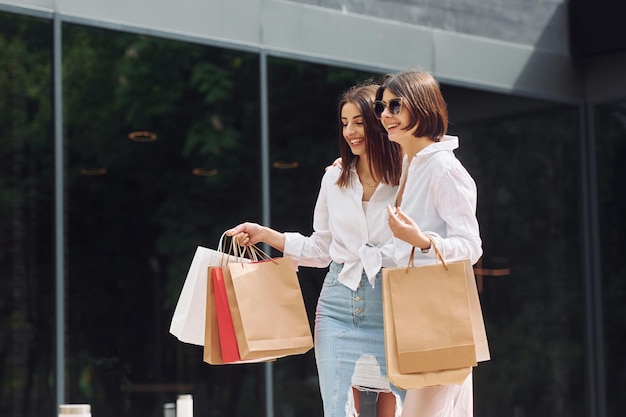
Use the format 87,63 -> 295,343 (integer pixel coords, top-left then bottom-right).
392,135 -> 482,267
283,165 -> 398,290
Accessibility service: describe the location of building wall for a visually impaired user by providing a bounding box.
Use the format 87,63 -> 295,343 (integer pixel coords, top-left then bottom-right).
1,0 -> 582,102
289,0 -> 570,54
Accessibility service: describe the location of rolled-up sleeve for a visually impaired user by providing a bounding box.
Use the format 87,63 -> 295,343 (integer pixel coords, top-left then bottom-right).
433,166 -> 482,264
282,175 -> 332,268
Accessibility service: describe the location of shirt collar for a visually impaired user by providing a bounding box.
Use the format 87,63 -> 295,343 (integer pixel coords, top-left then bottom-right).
414,135 -> 459,157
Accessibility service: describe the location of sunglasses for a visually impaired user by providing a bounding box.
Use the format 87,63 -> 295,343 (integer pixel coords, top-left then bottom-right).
373,98 -> 402,119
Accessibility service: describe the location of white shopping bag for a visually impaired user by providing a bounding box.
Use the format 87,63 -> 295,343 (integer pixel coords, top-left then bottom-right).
170,233 -> 250,345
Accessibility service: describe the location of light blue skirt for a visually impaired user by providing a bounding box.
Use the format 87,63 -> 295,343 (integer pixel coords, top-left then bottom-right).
314,262 -> 405,417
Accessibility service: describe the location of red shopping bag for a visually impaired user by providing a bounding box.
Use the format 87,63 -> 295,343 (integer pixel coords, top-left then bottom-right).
211,267 -> 240,363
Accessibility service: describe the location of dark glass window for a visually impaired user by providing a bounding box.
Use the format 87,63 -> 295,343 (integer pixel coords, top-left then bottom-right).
63,23 -> 263,416
0,11 -> 54,417
444,86 -> 584,417
596,100 -> 626,417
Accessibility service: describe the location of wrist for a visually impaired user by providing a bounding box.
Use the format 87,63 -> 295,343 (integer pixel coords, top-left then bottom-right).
259,226 -> 271,243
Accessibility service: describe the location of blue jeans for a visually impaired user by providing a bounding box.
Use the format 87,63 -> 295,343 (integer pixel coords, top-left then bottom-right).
315,262 -> 405,417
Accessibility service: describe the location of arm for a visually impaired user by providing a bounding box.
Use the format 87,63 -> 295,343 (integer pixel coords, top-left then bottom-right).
432,167 -> 482,264
386,205 -> 431,251
228,170 -> 334,267
226,223 -> 286,252
284,172 -> 332,267
387,162 -> 482,265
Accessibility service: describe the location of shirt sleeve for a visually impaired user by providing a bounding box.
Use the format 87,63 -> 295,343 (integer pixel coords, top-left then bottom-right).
430,162 -> 483,265
283,173 -> 333,268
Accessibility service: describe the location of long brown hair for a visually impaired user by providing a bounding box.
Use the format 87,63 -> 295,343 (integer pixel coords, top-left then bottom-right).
336,82 -> 402,188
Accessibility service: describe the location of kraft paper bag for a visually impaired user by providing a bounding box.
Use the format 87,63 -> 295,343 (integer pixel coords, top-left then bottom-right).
203,265 -> 277,365
387,259 -> 477,373
382,266 -> 473,388
170,233 -> 250,346
382,244 -> 490,388
226,255 -> 314,361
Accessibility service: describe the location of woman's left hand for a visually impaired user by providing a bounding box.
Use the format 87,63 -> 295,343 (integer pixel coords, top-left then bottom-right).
387,206 -> 430,249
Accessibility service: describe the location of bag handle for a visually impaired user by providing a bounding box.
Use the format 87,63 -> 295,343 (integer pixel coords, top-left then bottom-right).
407,236 -> 448,271
246,243 -> 279,265
222,232 -> 279,266
217,232 -> 252,265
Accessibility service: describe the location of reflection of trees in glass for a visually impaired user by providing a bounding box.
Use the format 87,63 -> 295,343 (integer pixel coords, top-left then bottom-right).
0,12 -> 54,417
596,101 -> 626,417
62,24 -> 267,416
455,105 -> 584,417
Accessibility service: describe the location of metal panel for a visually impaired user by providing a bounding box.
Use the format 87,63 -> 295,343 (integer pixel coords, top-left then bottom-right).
434,30 -> 583,103
262,1 -> 434,72
0,0 -> 584,102
288,0 -> 571,55
56,0 -> 262,45
0,0 -> 52,10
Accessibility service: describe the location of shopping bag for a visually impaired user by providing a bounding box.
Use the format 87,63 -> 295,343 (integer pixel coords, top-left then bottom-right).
226,248 -> 314,361
389,255 -> 476,373
212,266 -> 241,363
204,263 -> 294,365
382,241 -> 490,388
382,270 -> 472,388
169,233 -> 248,346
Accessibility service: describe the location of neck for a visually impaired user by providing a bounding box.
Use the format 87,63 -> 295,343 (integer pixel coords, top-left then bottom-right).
356,156 -> 378,186
401,135 -> 434,160
356,155 -> 370,173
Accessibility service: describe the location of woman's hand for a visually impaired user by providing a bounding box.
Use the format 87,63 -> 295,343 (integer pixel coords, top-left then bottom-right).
387,206 -> 431,250
227,222 -> 286,252
226,222 -> 264,246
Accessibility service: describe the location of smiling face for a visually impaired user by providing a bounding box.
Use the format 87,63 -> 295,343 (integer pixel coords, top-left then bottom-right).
379,91 -> 414,147
377,71 -> 449,145
341,101 -> 367,157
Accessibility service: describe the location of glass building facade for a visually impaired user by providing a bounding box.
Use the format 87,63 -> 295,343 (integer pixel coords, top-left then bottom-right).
1,3 -> 624,417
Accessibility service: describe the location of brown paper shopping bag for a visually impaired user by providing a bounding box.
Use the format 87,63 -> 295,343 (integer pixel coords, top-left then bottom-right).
382,242 -> 490,388
203,265 -> 278,365
226,251 -> 313,361
388,257 -> 476,373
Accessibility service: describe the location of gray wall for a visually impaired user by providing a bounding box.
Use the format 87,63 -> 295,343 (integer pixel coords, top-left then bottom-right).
290,0 -> 570,54
2,0 -> 625,103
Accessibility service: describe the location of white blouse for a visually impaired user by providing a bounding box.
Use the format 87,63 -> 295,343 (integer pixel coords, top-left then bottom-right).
283,165 -> 398,290
392,135 -> 483,268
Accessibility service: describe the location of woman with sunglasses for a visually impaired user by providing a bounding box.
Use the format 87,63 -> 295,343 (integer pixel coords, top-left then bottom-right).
374,70 -> 482,417
228,82 -> 406,417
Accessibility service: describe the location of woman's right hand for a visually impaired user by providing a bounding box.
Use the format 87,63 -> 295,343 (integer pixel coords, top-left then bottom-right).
387,206 -> 431,250
227,222 -> 287,252
227,222 -> 264,246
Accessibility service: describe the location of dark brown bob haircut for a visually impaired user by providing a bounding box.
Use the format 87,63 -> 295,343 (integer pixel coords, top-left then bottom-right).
376,71 -> 448,142
336,82 -> 402,188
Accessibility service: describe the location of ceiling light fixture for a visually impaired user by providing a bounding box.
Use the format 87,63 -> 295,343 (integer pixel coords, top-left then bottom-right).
80,168 -> 108,176
128,131 -> 157,142
192,168 -> 218,176
272,160 -> 299,169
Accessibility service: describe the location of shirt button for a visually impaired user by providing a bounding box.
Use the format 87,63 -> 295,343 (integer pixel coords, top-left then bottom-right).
354,296 -> 362,301
354,308 -> 362,314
